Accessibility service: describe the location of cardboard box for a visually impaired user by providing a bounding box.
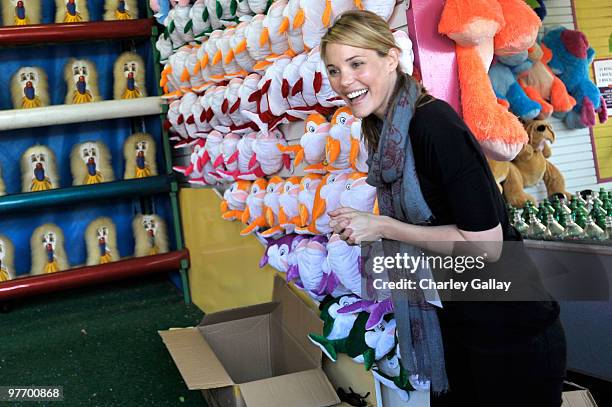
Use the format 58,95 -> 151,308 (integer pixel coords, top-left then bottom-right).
562,382 -> 599,407
159,275 -> 340,407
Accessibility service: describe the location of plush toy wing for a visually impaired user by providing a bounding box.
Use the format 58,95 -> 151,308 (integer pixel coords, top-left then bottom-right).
3,0 -> 42,26
55,0 -> 89,23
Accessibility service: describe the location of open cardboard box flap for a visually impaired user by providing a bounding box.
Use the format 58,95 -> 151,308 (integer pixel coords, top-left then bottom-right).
159,275 -> 339,406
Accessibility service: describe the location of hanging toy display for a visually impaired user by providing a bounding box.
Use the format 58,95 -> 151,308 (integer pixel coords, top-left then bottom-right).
123,133 -> 158,179
104,0 -> 138,21
71,141 -> 115,186
11,67 -> 49,109
2,0 -> 41,26
30,224 -> 69,275
21,145 -> 59,193
0,235 -> 15,282
133,214 -> 170,257
85,217 -> 118,265
64,58 -> 100,104
55,0 -> 89,23
114,52 -> 147,100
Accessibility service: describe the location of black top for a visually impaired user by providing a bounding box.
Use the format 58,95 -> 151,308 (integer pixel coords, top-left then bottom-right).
406,98 -> 559,348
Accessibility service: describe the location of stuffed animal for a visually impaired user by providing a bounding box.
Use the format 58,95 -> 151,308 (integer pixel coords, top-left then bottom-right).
326,233 -> 362,297
297,172 -> 350,235
245,14 -> 274,72
71,141 -> 115,186
64,58 -> 100,104
104,0 -> 138,20
295,0 -> 356,51
261,176 -> 285,238
217,132 -> 267,181
220,180 -> 251,221
340,172 -> 377,213
542,27 -> 608,128
247,0 -> 272,14
219,133 -> 242,175
240,177 -> 268,235
210,86 -> 235,133
204,30 -> 227,83
302,47 -> 346,110
21,145 -> 59,193
133,214 -> 169,256
251,129 -> 292,175
2,0 -> 41,26
190,0 -> 212,39
202,130 -> 225,171
488,119 -> 569,207
261,0 -> 293,62
114,52 -> 147,99
0,234 -> 15,282
277,176 -> 301,233
11,67 -> 49,109
518,42 -> 576,118
259,233 -> 307,274
85,217 -> 118,265
297,174 -> 323,228
224,78 -> 253,133
230,21 -> 259,74
219,28 -> 248,80
439,0 -> 541,161
173,138 -> 219,185
0,164 -> 5,196
280,0 -> 305,56
167,99 -> 189,141
30,224 -> 69,274
286,113 -> 330,173
251,57 -> 296,129
488,54 -> 542,121
171,3 -> 195,44
295,234 -> 330,299
55,0 -> 89,23
325,107 -> 355,172
123,133 -> 158,179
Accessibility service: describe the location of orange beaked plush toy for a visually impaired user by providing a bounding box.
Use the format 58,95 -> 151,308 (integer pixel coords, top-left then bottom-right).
439,0 -> 541,161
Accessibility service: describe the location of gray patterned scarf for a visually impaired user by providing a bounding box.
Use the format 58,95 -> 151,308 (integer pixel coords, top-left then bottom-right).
366,74 -> 449,393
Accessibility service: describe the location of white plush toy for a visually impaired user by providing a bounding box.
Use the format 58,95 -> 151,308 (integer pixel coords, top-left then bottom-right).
104,0 -> 138,20
260,176 -> 285,237
245,14 -> 273,72
163,9 -> 185,50
11,67 -> 49,109
326,233 -> 363,297
296,172 -> 349,235
172,3 -> 195,44
219,28 -> 248,79
204,30 -> 227,82
230,21 -> 258,73
295,113 -> 331,173
85,217 -> 118,265
217,131 -> 266,181
156,34 -> 174,64
3,0 -> 41,26
340,172 -> 377,213
30,224 -> 69,275
277,176 -> 301,233
210,86 -> 234,133
203,130 -> 225,170
240,177 -> 268,235
186,46 -> 208,92
190,0 -> 212,39
204,0 -> 225,30
191,95 -> 213,136
219,132 -> 241,175
220,180 -> 251,221
114,52 -> 146,99
0,235 -> 15,282
295,0 -> 355,51
280,0 -> 305,56
64,58 -> 100,104
70,141 -> 115,186
224,78 -> 252,133
261,0 -> 292,61
251,129 -> 291,175
21,145 -> 59,193
55,0 -> 89,23
167,99 -> 189,141
179,92 -> 199,139
247,0 -> 272,14
133,214 -> 169,256
123,133 -> 158,179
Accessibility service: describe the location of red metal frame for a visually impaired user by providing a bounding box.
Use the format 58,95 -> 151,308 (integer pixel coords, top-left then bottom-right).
0,18 -> 154,46
0,249 -> 189,301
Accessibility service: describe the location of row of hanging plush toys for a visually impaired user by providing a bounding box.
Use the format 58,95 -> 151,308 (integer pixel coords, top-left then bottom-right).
0,214 -> 168,281
9,52 -> 146,109
14,134 -> 157,193
0,1 -> 139,26
152,0 -> 398,62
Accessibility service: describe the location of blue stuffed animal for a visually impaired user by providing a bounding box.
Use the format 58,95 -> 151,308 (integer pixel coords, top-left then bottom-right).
542,27 -> 608,128
489,53 -> 542,121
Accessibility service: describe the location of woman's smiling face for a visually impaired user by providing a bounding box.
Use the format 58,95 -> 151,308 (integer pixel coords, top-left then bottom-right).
325,43 -> 398,119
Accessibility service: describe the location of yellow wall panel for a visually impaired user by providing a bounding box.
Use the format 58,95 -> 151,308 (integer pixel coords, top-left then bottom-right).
179,188 -> 276,313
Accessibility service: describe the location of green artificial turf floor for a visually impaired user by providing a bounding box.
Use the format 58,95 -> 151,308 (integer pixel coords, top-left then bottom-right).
0,274 -> 207,406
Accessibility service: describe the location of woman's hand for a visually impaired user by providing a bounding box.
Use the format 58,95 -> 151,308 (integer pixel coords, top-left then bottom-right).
328,207 -> 386,245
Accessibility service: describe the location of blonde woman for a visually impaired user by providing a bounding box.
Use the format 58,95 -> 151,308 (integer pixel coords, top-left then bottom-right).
323,11 -> 565,406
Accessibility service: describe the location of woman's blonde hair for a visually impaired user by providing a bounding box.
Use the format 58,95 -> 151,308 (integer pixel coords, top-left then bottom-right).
320,10 -> 425,150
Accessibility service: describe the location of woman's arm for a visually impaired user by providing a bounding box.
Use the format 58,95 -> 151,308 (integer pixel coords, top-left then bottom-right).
329,208 -> 503,260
